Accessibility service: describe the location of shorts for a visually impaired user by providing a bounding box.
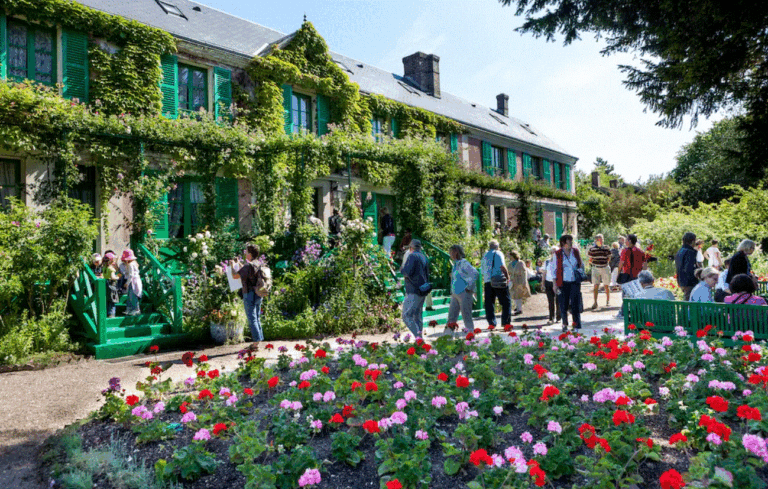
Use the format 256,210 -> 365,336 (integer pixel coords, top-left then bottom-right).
591,266 -> 610,286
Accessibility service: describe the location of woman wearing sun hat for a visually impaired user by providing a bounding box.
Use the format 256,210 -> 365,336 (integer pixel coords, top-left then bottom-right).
121,249 -> 143,316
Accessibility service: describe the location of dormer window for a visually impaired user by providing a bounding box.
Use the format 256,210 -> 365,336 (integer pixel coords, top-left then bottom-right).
291,92 -> 312,134
156,0 -> 187,19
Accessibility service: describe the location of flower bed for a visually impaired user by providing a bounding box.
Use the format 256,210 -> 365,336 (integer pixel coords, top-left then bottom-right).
47,325 -> 768,489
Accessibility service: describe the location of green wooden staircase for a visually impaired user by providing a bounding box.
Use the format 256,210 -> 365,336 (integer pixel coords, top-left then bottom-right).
70,244 -> 191,359
390,239 -> 484,327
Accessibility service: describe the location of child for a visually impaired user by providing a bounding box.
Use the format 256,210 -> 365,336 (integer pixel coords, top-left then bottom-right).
102,251 -> 120,318
90,253 -> 103,278
121,249 -> 143,316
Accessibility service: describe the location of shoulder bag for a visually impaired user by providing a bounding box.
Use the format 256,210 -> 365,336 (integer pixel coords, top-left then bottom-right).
489,253 -> 508,289
617,248 -> 635,285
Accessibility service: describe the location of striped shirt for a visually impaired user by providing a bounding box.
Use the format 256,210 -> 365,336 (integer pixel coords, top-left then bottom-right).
588,245 -> 612,267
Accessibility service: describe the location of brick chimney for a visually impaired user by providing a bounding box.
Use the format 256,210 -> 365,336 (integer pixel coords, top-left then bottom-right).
591,171 -> 600,187
609,179 -> 619,189
496,93 -> 509,117
402,52 -> 440,98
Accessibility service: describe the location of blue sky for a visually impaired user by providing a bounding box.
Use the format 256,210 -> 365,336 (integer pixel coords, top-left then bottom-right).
205,0 -> 720,182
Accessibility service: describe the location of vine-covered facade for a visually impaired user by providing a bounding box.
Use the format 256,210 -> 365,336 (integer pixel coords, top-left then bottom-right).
0,0 -> 578,253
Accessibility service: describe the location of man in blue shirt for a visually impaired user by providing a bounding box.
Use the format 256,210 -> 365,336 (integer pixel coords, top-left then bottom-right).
480,240 -> 511,327
401,239 -> 429,338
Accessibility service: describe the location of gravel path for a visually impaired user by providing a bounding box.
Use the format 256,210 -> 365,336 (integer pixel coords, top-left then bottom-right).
0,283 -> 623,488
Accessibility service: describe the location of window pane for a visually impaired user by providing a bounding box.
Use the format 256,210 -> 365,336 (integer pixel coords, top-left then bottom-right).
0,160 -> 18,207
192,69 -> 205,88
34,30 -> 54,84
8,23 -> 28,79
192,88 -> 205,111
292,95 -> 298,112
178,67 -> 189,110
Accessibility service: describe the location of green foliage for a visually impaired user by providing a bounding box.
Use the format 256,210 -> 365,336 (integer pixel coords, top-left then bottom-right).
330,430 -> 364,466
155,443 -> 218,482
132,420 -> 178,445
273,445 -> 318,489
0,299 -> 74,365
459,169 -> 578,203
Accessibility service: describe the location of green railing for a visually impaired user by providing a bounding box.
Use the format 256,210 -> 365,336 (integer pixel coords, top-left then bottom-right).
137,244 -> 183,333
758,281 -> 768,298
417,238 -> 484,310
624,298 -> 768,339
70,259 -> 107,345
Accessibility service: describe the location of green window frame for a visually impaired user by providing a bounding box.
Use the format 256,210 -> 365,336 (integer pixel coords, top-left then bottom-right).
167,180 -> 206,239
371,117 -> 385,139
0,158 -> 21,207
291,92 -> 312,134
490,145 -> 504,176
5,18 -> 56,86
177,63 -> 208,113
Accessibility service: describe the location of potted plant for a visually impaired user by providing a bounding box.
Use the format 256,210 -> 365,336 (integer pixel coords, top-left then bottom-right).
206,300 -> 245,345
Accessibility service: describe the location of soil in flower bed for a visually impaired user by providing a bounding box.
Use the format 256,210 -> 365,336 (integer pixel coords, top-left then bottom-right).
43,331 -> 768,489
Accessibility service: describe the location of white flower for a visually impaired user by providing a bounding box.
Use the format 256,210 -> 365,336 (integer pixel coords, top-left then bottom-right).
205,231 -> 211,238
190,237 -> 197,243
202,250 -> 208,255
196,233 -> 204,240
231,310 -> 237,317
191,252 -> 198,259
183,247 -> 188,252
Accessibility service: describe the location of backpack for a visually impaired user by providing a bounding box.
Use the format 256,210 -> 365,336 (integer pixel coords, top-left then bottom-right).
254,265 -> 272,297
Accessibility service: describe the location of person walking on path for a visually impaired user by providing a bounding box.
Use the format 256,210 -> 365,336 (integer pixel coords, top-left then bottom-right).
727,239 -> 757,287
695,239 -> 705,268
401,239 -> 429,338
328,209 -> 342,247
704,239 -> 722,270
609,241 -> 621,288
690,267 -> 719,303
636,270 -> 676,301
507,250 -> 530,315
447,245 -> 479,332
480,239 -> 512,327
380,207 -> 396,255
588,234 -> 612,309
121,249 -> 142,316
542,247 -> 561,324
675,232 -> 699,301
553,234 -> 584,332
232,244 -> 271,343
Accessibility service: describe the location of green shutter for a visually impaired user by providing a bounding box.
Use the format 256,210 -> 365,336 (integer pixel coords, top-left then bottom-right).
159,54 -> 178,119
543,158 -> 551,184
481,141 -> 492,176
554,161 -> 561,189
62,30 -> 89,103
450,133 -> 458,153
390,118 -> 400,138
213,66 -> 232,121
0,14 -> 6,80
316,93 -> 330,136
215,177 -> 239,231
151,190 -> 169,240
555,211 -> 564,239
282,84 -> 293,135
522,153 -> 532,179
565,165 -> 572,191
506,149 -> 516,179
472,202 -> 480,234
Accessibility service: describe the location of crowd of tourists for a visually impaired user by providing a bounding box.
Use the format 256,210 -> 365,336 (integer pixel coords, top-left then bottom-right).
89,249 -> 143,317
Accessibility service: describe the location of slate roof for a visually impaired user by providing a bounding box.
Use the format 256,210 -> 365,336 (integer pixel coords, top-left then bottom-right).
74,0 -> 576,160
76,0 -> 285,57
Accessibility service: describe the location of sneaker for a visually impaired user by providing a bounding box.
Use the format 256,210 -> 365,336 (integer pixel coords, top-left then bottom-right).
513,310 -> 523,316
606,301 -> 610,307
591,303 -> 598,310
561,323 -> 568,332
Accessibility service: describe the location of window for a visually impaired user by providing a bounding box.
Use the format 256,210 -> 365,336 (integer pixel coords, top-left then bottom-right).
493,206 -> 502,226
156,0 -> 187,18
168,181 -> 206,238
371,117 -> 385,139
0,159 -> 21,207
490,145 -> 504,176
531,156 -> 543,180
558,163 -> 567,190
7,19 -> 56,85
67,165 -> 96,212
178,64 -> 207,113
291,93 -> 312,134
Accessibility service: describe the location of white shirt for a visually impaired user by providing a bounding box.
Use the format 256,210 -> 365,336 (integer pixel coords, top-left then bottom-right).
544,258 -> 556,282
705,246 -> 721,268
716,269 -> 729,291
697,249 -> 704,263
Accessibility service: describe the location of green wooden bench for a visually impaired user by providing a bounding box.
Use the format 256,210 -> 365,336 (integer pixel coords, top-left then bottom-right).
623,298 -> 768,341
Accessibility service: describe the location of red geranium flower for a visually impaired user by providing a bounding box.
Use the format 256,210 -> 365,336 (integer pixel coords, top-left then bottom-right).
421,343 -> 432,352
669,433 -> 687,444
314,349 -> 327,358
696,330 -> 707,338
456,376 -> 470,388
243,388 -> 253,396
615,396 -> 631,406
614,372 -> 623,379
474,328 -> 482,334
265,343 -> 274,349
540,385 -> 560,401
503,324 -> 513,332
321,366 -> 330,374
198,389 -> 213,400
437,372 -> 448,382
415,338 -> 424,346
181,352 -> 195,367
329,413 -> 344,423
742,344 -> 753,352
487,323 -> 495,330
612,409 -> 636,426
699,415 -> 732,441
149,345 -> 159,353
198,354 -> 208,362
342,405 -> 355,418
386,480 -> 403,489
363,420 -> 380,433
365,382 -> 378,392
743,334 -> 754,342
465,332 -> 475,341
469,448 -> 494,466
659,469 -> 685,489
207,369 -> 219,379
748,352 -> 762,362
364,369 -> 382,381
636,437 -> 653,448
351,381 -> 363,391
197,370 -> 207,378
180,401 -> 190,413
126,395 -> 139,406
213,423 -> 228,435
663,362 -> 677,373
737,405 -> 762,421
406,347 -> 416,355
528,460 -> 547,487
533,364 -> 548,378
267,376 -> 279,388
645,321 -> 654,328
644,398 -> 657,405
706,396 -> 729,413
596,437 -> 611,452
297,380 -> 311,389
628,324 -> 637,330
